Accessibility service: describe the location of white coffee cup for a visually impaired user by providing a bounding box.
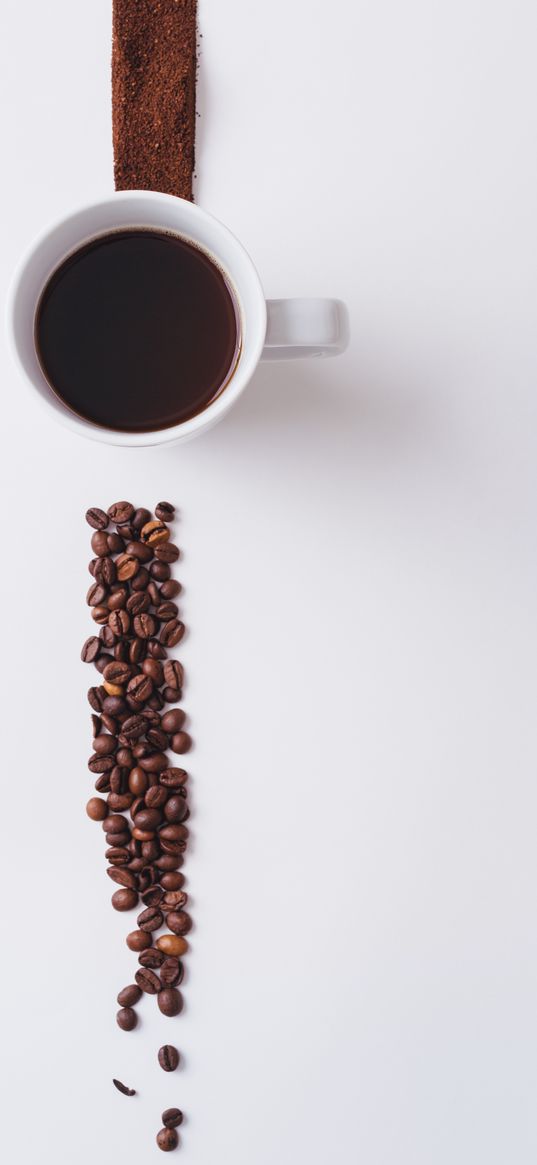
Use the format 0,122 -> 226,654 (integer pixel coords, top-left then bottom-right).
8,190 -> 349,447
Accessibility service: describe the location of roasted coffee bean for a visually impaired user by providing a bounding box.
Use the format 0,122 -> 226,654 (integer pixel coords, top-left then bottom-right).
132,507 -> 151,530
147,690 -> 165,712
112,888 -> 138,911
126,929 -> 151,952
155,542 -> 180,564
158,1045 -> 179,1072
160,769 -> 188,789
102,679 -> 124,698
108,609 -> 130,636
88,557 -> 97,576
142,886 -> 165,907
138,947 -> 165,969
126,591 -> 150,617
92,605 -> 110,625
91,529 -> 109,556
135,967 -> 161,994
88,686 -> 104,711
130,639 -> 147,667
100,625 -> 117,649
163,660 -> 184,690
156,935 -> 188,958
160,823 -> 189,844
148,639 -> 167,660
116,553 -> 138,581
108,501 -> 134,525
162,1108 -> 183,1129
160,958 -> 184,987
166,911 -> 192,936
91,713 -> 102,736
128,767 -> 148,796
137,906 -> 163,932
163,890 -> 187,911
103,813 -> 128,833
134,808 -> 163,832
87,581 -> 108,606
81,636 -> 101,663
105,846 -> 130,865
117,984 -> 142,1007
88,753 -> 115,774
116,1006 -> 137,1031
162,686 -> 180,704
150,560 -> 171,581
170,731 -> 191,754
163,795 -> 189,823
145,786 -> 168,810
161,872 -> 185,892
94,558 -> 117,589
133,613 -> 157,639
160,579 -> 181,600
114,641 -> 129,662
109,765 -> 126,793
92,733 -> 117,756
116,746 -> 133,766
158,987 -> 183,1017
131,567 -> 150,592
155,501 -> 175,522
142,658 -> 164,685
108,792 -> 133,812
108,866 -> 137,889
94,773 -> 111,793
139,752 -> 168,773
127,674 -> 153,703
86,796 -> 107,821
156,854 -> 184,871
105,827 -> 130,845
156,601 -> 179,621
121,714 -> 147,741
145,727 -> 167,751
86,506 -> 109,530
108,586 -> 128,611
161,709 -> 186,734
160,619 -> 184,648
141,520 -> 170,545
126,540 -> 154,563
112,1078 -> 136,1096
156,1127 -> 178,1151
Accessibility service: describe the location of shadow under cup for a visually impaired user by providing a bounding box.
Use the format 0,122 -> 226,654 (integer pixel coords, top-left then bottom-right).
34,226 -> 243,434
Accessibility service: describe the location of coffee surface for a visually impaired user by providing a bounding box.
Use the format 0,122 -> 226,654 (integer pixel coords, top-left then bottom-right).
36,229 -> 239,431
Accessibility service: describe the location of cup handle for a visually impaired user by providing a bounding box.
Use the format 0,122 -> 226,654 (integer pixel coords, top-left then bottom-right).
261,298 -> 349,360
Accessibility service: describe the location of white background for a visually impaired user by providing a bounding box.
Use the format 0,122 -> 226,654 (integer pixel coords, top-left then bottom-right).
1,1 -> 536,1161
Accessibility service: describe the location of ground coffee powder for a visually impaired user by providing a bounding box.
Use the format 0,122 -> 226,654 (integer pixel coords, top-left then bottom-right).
112,0 -> 197,200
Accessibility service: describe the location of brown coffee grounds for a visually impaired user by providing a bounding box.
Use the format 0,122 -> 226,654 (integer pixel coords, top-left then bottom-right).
112,0 -> 197,200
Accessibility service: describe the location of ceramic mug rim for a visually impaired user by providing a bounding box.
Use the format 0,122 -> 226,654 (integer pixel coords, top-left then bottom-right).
7,191 -> 268,447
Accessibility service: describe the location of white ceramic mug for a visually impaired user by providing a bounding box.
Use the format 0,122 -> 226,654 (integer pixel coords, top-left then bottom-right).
8,190 -> 349,447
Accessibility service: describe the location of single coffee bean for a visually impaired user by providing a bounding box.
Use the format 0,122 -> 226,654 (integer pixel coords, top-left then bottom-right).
86,506 -> 109,530
106,829 -> 131,846
112,888 -> 138,911
156,934 -> 188,958
94,775 -> 111,794
163,795 -> 188,824
112,1078 -> 136,1096
156,854 -> 184,871
85,796 -> 108,821
108,609 -> 130,636
144,787 -> 167,812
138,947 -> 165,969
105,846 -> 130,865
121,714 -> 147,741
131,567 -> 150,592
81,636 -> 101,663
126,929 -> 152,952
88,685 -> 104,711
160,579 -> 181,600
158,987 -> 183,1017
155,501 -> 175,521
87,581 -> 108,607
148,639 -> 167,660
92,733 -> 118,757
88,753 -> 115,774
170,731 -> 191,754
133,612 -> 157,639
161,709 -> 186,734
108,500 -> 134,524
160,620 -> 185,648
132,507 -> 151,530
158,1044 -> 179,1072
91,529 -> 109,556
137,906 -> 163,932
147,690 -> 165,711
160,958 -> 184,987
141,520 -> 170,545
108,792 -> 134,812
162,1108 -> 183,1129
155,542 -> 180,564
145,727 -> 168,751
102,813 -> 128,833
161,872 -> 185,892
156,601 -> 179,621
150,560 -> 172,582
160,768 -> 188,788
126,592 -> 151,617
135,967 -> 161,994
116,747 -> 133,767
157,1127 -> 178,1151
127,674 -> 153,703
116,553 -> 138,581
94,556 -> 117,586
108,866 -> 137,889
138,752 -> 168,773
117,984 -> 142,1007
128,767 -> 148,796
142,885 -> 165,907
163,890 -> 187,910
141,658 -> 163,685
92,605 -> 110,625
134,808 -> 162,832
108,587 -> 129,611
103,679 -> 124,698
116,1007 -> 137,1031
166,910 -> 192,936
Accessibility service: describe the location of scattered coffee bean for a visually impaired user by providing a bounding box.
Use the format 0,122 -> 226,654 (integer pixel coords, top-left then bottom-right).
166,911 -> 192,936
155,502 -> 175,521
86,507 -> 109,530
137,906 -> 164,932
86,796 -> 108,821
108,501 -> 134,524
158,1044 -> 180,1072
117,984 -> 142,1007
116,1007 -> 137,1031
112,888 -> 138,911
157,1127 -> 179,1151
112,1078 -> 136,1096
157,987 -> 183,1017
162,1108 -> 183,1128
135,967 -> 161,994
160,959 -> 184,987
126,930 -> 152,952
138,947 -> 165,969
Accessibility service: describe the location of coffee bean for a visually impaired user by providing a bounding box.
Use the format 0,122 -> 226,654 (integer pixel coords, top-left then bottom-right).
133,613 -> 157,639
162,1108 -> 183,1129
166,911 -> 192,936
144,786 -> 168,812
156,935 -> 188,958
106,830 -> 131,847
92,605 -> 110,626
108,586 -> 128,611
148,639 -> 167,660
88,753 -> 115,774
135,967 -> 161,994
156,1127 -> 178,1151
103,679 -> 124,698
170,731 -> 191,754
92,733 -> 117,757
155,542 -> 180,564
86,507 -> 109,530
155,501 -> 175,522
91,529 -> 109,556
127,674 -> 153,703
141,520 -> 170,546
117,983 -> 142,1007
142,658 -> 164,685
112,888 -> 138,911
156,854 -> 184,871
157,602 -> 179,621
121,714 -> 147,741
163,795 -> 189,823
132,507 -> 151,530
134,808 -> 162,832
105,846 -> 130,865
158,987 -> 183,1017
127,768 -> 147,797
116,553 -> 138,581
81,636 -> 101,663
160,768 -> 188,788
108,609 -> 130,636
108,866 -> 137,889
126,929 -> 152,952
85,796 -> 107,821
112,1078 -> 136,1096
142,886 -> 165,907
160,620 -> 185,648
137,906 -> 163,932
139,752 -> 168,773
158,1045 -> 179,1072
163,890 -> 187,910
108,501 -> 134,525
131,567 -> 150,592
138,947 -> 165,969
160,579 -> 181,600
160,958 -> 184,987
88,686 -> 104,711
87,581 -> 108,607
161,872 -> 185,891
161,709 -> 186,734
126,591 -> 151,617
116,1007 -> 137,1031
150,560 -> 171,581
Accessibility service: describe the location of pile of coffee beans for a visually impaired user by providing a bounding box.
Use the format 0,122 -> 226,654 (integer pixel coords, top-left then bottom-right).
83,501 -> 190,1151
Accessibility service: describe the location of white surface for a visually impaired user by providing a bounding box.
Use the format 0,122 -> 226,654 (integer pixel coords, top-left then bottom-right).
1,1 -> 536,1162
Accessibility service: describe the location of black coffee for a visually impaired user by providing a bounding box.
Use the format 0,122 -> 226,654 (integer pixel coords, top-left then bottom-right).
35,229 -> 240,432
